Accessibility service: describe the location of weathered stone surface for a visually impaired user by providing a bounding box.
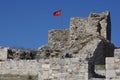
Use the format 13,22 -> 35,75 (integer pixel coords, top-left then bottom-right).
0,58 -> 88,80
37,11 -> 114,64
114,49 -> 120,58
48,29 -> 69,49
68,11 -> 114,64
0,11 -> 117,80
106,57 -> 120,80
7,48 -> 37,60
0,46 -> 8,61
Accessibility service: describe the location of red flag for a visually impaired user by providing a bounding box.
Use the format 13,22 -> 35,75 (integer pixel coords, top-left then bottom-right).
53,10 -> 62,16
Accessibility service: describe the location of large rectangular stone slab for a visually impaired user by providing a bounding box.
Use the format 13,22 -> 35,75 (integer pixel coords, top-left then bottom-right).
0,47 -> 8,61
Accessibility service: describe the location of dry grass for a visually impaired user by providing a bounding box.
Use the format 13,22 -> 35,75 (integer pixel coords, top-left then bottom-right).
95,65 -> 105,70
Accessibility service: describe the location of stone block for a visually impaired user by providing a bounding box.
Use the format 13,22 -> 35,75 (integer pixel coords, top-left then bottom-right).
106,57 -> 114,64
106,70 -> 116,78
38,72 -> 43,80
114,58 -> 120,63
84,73 -> 88,80
114,64 -> 120,69
106,63 -> 114,69
0,47 -> 8,61
116,70 -> 120,76
0,62 -> 1,68
42,64 -> 50,70
42,71 -> 49,79
114,49 -> 120,53
114,54 -> 120,58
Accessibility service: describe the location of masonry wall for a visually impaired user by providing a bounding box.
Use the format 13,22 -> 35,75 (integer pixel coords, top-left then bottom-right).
69,11 -> 111,45
0,60 -> 38,75
0,47 -> 8,61
106,57 -> 120,80
48,29 -> 69,49
106,49 -> 120,80
0,58 -> 88,80
38,58 -> 88,80
89,11 -> 111,41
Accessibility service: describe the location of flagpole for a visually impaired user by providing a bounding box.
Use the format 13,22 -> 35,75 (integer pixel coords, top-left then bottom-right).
53,9 -> 63,28
59,9 -> 63,29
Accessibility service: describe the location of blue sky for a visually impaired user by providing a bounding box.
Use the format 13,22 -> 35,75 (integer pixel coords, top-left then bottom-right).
0,0 -> 120,49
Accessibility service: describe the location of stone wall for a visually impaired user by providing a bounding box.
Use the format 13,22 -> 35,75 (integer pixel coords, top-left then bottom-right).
48,29 -> 69,50
68,11 -> 114,64
0,46 -> 8,61
0,58 -> 88,80
105,49 -> 120,80
0,60 -> 38,75
0,11 -> 114,80
38,58 -> 88,80
36,11 -> 113,64
106,57 -> 120,80
69,11 -> 111,46
88,11 -> 111,41
114,48 -> 120,58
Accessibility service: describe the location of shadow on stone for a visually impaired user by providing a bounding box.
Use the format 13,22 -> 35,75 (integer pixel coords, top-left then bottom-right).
93,72 -> 105,78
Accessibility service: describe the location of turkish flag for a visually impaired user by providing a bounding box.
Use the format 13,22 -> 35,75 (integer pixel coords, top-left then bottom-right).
53,10 -> 62,16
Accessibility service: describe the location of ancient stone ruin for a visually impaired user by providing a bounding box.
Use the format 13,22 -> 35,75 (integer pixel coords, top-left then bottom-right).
0,11 -> 119,80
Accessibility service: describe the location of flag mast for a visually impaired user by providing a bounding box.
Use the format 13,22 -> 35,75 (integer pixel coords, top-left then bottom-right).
53,10 -> 63,28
